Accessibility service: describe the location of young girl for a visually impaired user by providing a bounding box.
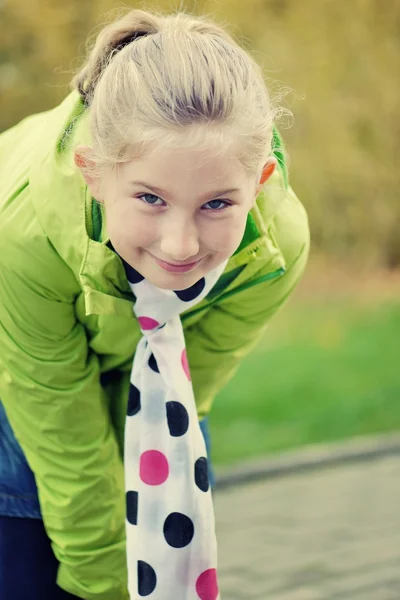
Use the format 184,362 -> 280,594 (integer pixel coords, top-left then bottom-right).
0,8 -> 310,600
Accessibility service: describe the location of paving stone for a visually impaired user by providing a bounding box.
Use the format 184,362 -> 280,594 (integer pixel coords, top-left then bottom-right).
215,454 -> 400,599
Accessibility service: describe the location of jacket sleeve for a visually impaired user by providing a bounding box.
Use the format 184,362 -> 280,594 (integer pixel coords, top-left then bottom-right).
0,213 -> 128,599
186,185 -> 310,418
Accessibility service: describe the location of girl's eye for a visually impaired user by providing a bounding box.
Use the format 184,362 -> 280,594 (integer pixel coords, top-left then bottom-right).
203,199 -> 230,211
137,194 -> 230,211
137,193 -> 165,206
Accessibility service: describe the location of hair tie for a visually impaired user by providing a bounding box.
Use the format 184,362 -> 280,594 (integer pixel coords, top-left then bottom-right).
114,30 -> 152,52
79,30 -> 153,106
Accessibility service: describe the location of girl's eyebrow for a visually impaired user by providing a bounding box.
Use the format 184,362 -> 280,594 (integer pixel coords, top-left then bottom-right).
129,180 -> 240,200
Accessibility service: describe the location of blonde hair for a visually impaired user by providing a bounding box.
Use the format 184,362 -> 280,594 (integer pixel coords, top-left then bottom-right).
71,7 -> 290,181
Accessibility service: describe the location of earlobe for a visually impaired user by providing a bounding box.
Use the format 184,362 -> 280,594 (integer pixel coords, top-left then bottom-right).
74,145 -> 102,200
259,157 -> 277,185
74,145 -> 92,171
254,157 -> 278,197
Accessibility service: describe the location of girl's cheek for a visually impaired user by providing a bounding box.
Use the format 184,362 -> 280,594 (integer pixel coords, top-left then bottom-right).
204,230 -> 235,253
210,218 -> 246,251
108,206 -> 153,244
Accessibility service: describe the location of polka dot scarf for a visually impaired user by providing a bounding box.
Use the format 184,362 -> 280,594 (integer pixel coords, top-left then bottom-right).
120,255 -> 228,600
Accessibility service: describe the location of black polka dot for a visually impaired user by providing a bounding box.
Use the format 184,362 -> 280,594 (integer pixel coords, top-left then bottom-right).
166,401 -> 189,437
163,512 -> 194,548
126,491 -> 138,525
148,353 -> 159,373
127,384 -> 141,416
138,560 -> 157,596
121,257 -> 144,284
174,278 -> 206,302
195,457 -> 210,492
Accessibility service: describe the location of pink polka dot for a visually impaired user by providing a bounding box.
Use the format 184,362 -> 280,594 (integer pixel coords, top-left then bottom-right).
181,349 -> 191,381
196,569 -> 219,600
140,450 -> 169,485
138,316 -> 160,330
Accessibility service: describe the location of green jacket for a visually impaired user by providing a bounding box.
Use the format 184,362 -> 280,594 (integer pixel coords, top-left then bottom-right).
0,91 -> 310,599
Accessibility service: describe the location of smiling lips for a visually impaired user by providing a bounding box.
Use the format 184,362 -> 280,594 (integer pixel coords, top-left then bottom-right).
149,252 -> 202,274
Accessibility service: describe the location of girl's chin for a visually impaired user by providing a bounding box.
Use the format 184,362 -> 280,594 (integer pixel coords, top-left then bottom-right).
148,270 -> 203,291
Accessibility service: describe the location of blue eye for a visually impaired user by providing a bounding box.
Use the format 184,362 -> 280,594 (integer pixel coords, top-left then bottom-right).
137,194 -> 230,211
137,193 -> 164,206
203,200 -> 230,211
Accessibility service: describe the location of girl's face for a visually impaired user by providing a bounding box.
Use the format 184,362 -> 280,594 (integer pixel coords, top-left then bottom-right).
78,145 -> 275,290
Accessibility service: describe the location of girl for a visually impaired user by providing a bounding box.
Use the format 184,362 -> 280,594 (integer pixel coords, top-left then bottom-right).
0,8 -> 310,600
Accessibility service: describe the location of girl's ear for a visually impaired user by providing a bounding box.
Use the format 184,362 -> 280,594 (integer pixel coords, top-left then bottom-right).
257,156 -> 277,191
250,157 -> 277,210
74,145 -> 103,201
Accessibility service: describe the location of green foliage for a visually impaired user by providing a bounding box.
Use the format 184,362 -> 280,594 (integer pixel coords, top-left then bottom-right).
0,0 -> 399,265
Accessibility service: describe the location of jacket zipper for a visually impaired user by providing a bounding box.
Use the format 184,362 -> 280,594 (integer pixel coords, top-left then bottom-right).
181,266 -> 285,322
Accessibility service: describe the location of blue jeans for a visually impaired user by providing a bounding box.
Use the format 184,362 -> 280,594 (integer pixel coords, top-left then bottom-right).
0,515 -> 80,599
199,417 -> 216,488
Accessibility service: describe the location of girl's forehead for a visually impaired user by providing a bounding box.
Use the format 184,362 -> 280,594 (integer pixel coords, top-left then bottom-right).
118,145 -> 246,181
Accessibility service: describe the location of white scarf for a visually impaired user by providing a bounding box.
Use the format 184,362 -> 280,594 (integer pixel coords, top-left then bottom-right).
120,255 -> 228,599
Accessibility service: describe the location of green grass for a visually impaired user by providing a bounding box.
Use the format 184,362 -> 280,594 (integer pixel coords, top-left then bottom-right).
209,299 -> 400,465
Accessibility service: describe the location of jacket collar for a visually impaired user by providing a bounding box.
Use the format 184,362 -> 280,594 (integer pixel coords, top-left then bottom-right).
29,91 -> 286,318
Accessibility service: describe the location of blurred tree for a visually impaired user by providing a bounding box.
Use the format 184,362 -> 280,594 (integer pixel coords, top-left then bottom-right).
0,0 -> 399,268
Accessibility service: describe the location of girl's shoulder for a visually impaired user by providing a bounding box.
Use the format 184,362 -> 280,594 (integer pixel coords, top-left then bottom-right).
0,92 -> 93,296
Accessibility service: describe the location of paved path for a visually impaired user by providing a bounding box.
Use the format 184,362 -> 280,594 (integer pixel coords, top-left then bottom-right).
214,454 -> 400,599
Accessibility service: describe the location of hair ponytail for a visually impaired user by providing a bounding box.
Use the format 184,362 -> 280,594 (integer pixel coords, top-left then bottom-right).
72,9 -> 161,106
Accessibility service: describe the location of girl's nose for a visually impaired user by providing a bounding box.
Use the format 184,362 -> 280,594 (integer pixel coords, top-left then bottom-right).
160,222 -> 200,262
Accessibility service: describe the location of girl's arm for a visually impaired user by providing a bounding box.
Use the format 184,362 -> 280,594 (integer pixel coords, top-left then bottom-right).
0,193 -> 128,600
186,185 -> 310,418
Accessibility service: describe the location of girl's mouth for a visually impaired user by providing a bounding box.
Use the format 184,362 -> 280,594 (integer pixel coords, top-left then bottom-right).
149,253 -> 202,274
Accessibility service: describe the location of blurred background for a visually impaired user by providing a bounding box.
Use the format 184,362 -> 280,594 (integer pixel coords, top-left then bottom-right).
1,0 -> 399,466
